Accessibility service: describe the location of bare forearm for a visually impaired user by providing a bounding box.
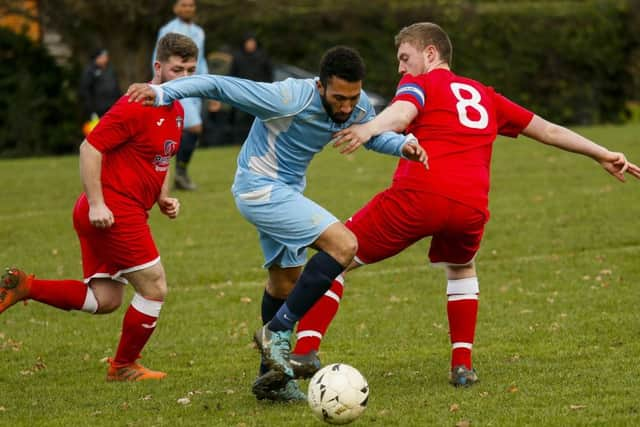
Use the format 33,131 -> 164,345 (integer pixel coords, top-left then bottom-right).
158,170 -> 171,202
79,140 -> 104,205
523,115 -> 609,161
368,101 -> 416,135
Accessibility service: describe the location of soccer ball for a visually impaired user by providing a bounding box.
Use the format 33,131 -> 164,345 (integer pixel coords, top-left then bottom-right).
307,363 -> 369,425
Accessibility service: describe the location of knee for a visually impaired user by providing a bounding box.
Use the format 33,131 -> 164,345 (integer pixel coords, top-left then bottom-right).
140,277 -> 168,301
95,294 -> 123,314
332,229 -> 358,266
135,269 -> 168,301
266,279 -> 294,300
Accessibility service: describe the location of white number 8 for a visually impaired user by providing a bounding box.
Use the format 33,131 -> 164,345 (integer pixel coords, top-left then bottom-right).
450,83 -> 488,129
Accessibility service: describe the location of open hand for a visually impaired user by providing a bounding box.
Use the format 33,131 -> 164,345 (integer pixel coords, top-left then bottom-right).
126,83 -> 157,106
331,124 -> 373,154
402,136 -> 429,169
600,152 -> 640,182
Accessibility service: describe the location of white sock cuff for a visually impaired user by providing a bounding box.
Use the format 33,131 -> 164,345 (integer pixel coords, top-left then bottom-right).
131,293 -> 163,317
325,290 -> 341,303
448,293 -> 478,301
81,287 -> 99,314
452,342 -> 473,350
447,277 -> 479,295
334,274 -> 345,285
296,330 -> 323,340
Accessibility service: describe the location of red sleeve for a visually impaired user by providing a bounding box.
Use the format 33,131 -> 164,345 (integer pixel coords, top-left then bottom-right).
391,74 -> 425,111
86,96 -> 142,152
492,91 -> 534,137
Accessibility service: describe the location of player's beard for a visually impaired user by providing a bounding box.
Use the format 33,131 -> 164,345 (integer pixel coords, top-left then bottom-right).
320,93 -> 352,124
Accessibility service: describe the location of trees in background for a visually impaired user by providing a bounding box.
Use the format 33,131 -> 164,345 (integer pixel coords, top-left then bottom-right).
1,0 -> 639,156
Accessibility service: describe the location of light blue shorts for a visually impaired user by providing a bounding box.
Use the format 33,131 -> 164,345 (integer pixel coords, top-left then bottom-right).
179,97 -> 203,128
234,183 -> 339,268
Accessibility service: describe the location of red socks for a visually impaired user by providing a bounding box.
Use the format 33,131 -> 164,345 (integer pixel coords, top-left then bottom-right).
447,278 -> 479,369
29,278 -> 96,312
293,275 -> 344,355
112,293 -> 163,366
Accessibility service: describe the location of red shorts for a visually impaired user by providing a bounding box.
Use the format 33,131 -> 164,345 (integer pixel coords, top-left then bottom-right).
346,187 -> 488,266
72,193 -> 160,283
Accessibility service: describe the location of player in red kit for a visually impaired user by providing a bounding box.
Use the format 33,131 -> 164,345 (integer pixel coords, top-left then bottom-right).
0,33 -> 198,381
289,22 -> 640,386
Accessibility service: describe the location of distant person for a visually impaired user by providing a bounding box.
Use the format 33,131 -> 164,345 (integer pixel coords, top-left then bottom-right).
229,32 -> 273,144
153,0 -> 208,190
126,45 -> 427,402
0,33 -> 198,382
289,22 -> 640,388
79,48 -> 121,121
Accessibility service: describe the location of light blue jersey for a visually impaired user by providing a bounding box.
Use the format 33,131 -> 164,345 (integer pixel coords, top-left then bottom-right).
152,18 -> 208,128
150,74 -> 412,267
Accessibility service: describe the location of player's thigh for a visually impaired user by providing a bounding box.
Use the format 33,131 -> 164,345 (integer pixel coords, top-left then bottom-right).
122,260 -> 167,301
311,222 -> 357,266
235,185 -> 338,268
347,188 -> 441,264
88,278 -> 126,314
74,198 -> 160,281
429,202 -> 487,266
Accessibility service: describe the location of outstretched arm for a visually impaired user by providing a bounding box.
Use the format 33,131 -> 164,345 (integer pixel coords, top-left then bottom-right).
127,75 -> 310,121
332,101 -> 418,154
522,115 -> 640,182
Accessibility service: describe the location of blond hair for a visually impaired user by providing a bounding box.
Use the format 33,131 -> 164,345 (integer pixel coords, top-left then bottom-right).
395,22 -> 452,65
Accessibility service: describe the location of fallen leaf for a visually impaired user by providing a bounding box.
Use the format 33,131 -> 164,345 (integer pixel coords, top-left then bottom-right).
177,397 -> 191,405
240,296 -> 252,304
570,404 -> 587,410
456,420 -> 471,427
507,384 -> 519,393
449,403 -> 460,412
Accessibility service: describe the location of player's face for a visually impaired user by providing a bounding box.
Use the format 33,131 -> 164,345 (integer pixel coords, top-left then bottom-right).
397,42 -> 427,76
318,76 -> 362,124
174,0 -> 196,22
157,55 -> 197,83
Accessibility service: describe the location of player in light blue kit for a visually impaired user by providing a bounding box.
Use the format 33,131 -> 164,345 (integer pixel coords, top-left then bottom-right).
127,46 -> 427,402
153,0 -> 208,190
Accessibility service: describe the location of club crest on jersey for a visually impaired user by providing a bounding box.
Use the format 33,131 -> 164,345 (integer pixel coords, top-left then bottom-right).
176,115 -> 184,129
153,139 -> 178,171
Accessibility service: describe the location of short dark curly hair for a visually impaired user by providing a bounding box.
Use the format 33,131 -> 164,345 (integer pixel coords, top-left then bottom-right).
319,46 -> 366,87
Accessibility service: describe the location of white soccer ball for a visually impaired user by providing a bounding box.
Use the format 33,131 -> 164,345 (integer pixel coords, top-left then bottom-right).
307,363 -> 369,425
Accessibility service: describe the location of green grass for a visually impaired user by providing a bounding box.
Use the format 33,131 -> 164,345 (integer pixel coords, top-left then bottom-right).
1,123 -> 639,426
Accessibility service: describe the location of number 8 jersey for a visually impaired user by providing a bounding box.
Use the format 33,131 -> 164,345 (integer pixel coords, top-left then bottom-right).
391,69 -> 534,215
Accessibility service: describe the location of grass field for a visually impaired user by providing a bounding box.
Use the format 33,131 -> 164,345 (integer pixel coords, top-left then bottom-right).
1,123 -> 639,426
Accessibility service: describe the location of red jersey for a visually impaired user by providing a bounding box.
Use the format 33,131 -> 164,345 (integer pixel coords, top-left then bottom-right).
86,96 -> 183,211
391,69 -> 534,212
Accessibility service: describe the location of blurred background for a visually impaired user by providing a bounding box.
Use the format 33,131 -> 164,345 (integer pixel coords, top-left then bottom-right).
1,0 -> 639,157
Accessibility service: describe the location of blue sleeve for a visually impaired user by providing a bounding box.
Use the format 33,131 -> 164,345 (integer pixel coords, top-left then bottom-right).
153,75 -> 313,121
365,132 -> 407,157
356,91 -> 407,157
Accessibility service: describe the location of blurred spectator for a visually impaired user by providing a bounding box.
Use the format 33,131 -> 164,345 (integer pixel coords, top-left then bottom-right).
229,32 -> 273,144
79,49 -> 120,121
153,0 -> 208,191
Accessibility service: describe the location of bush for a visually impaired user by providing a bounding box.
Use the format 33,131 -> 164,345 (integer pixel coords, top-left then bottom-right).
215,0 -> 633,126
0,27 -> 80,157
